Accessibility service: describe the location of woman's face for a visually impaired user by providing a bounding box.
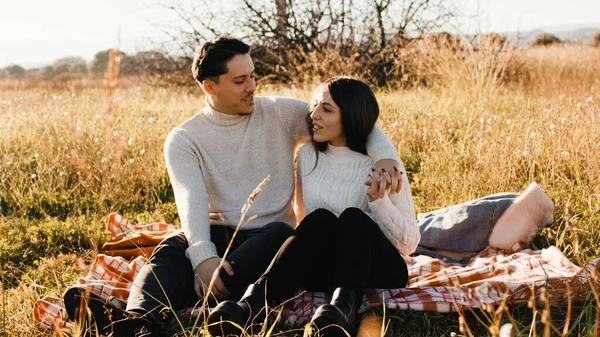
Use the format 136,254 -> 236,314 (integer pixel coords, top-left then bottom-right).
310,88 -> 346,146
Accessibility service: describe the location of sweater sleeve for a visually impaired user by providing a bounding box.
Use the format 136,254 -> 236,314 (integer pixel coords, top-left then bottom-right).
365,125 -> 399,163
164,129 -> 217,269
367,157 -> 420,256
275,97 -> 311,144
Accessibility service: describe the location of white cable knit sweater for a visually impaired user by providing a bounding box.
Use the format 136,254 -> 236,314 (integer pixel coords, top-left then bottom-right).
295,144 -> 421,256
164,96 -> 398,269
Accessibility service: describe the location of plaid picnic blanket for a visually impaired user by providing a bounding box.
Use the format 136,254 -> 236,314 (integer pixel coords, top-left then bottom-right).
34,213 -> 600,331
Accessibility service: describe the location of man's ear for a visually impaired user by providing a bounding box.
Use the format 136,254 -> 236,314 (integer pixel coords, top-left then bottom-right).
201,79 -> 217,96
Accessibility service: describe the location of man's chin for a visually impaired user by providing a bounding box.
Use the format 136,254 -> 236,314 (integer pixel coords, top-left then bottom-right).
239,103 -> 255,115
238,107 -> 254,115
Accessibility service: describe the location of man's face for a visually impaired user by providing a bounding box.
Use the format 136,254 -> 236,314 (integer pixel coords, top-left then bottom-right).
207,53 -> 256,115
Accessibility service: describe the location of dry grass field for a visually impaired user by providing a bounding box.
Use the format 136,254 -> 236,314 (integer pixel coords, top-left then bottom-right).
1,44 -> 599,336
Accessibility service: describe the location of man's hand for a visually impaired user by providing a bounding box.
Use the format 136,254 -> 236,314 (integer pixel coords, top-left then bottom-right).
365,159 -> 403,200
193,256 -> 234,300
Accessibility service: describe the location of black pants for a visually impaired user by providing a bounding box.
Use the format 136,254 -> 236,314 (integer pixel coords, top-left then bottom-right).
126,222 -> 293,322
257,208 -> 409,306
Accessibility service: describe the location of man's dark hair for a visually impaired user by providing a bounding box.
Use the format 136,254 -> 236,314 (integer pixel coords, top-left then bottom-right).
192,36 -> 251,83
307,76 -> 380,168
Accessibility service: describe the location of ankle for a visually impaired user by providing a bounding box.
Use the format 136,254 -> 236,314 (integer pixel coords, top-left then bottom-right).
238,283 -> 267,314
330,287 -> 359,308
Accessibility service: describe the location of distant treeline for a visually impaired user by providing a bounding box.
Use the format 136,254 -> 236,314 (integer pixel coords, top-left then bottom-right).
1,51 -> 194,85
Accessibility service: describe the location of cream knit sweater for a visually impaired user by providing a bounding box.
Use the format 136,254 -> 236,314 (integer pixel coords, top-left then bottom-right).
164,96 -> 398,269
295,144 -> 420,256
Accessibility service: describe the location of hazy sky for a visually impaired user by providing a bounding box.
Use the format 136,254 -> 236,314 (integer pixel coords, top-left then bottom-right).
457,0 -> 600,34
1,0 -> 599,68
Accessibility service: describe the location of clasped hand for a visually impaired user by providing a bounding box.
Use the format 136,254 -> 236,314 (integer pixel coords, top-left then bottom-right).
365,159 -> 403,202
193,256 -> 234,300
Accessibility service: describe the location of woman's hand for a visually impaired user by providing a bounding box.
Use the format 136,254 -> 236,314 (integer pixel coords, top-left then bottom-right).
371,159 -> 402,193
365,162 -> 403,201
366,170 -> 384,201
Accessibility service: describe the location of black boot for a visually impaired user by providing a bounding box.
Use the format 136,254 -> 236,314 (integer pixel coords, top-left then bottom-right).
207,283 -> 267,336
309,287 -> 358,337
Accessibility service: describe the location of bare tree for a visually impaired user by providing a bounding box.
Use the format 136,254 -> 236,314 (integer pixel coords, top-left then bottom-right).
373,0 -> 391,51
275,0 -> 288,34
153,0 -> 454,51
152,0 -> 234,56
145,0 -> 458,85
394,0 -> 457,39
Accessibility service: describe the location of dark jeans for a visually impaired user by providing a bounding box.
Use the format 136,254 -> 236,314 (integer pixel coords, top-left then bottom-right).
126,222 -> 293,322
256,208 -> 409,305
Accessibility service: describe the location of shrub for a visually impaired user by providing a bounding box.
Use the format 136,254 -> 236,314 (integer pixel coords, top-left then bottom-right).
592,30 -> 600,47
427,32 -> 464,50
119,51 -> 193,85
480,33 -> 508,47
5,64 -> 26,77
89,49 -> 111,75
532,33 -> 562,47
52,56 -> 88,75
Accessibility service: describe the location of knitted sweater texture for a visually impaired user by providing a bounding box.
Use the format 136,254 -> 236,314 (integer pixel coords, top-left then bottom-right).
296,144 -> 420,255
164,96 -> 398,268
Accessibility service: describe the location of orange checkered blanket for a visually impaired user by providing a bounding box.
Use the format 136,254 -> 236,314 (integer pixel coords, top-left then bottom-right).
34,213 -> 600,331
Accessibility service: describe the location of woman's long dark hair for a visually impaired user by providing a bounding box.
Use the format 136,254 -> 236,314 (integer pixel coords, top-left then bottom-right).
307,76 -> 380,170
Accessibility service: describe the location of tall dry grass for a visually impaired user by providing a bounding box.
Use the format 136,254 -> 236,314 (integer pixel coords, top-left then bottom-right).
1,43 -> 599,336
520,45 -> 600,91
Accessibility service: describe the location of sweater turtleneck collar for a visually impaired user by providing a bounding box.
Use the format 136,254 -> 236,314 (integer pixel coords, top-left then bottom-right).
202,101 -> 249,127
325,143 -> 360,157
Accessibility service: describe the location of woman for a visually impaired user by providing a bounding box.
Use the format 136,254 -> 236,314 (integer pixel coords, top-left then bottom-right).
207,76 -> 420,337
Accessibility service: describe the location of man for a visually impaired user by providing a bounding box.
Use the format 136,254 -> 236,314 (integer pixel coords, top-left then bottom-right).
65,36 -> 402,336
